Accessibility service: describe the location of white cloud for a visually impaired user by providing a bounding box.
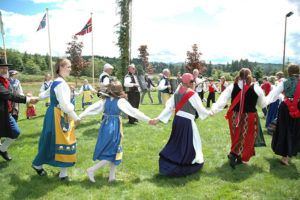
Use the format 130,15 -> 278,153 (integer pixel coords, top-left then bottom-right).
2,0 -> 300,64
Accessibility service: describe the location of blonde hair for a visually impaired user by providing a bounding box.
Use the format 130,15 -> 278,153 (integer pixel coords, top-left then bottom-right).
54,58 -> 71,76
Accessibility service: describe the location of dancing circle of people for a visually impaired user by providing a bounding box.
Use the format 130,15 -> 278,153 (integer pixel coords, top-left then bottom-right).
0,57 -> 299,182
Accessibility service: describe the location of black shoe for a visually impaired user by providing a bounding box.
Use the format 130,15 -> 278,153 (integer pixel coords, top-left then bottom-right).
0,151 -> 12,161
60,176 -> 70,181
32,165 -> 47,176
227,154 -> 236,169
236,157 -> 243,165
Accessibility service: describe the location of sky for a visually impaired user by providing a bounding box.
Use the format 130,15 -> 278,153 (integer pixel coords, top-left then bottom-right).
1,0 -> 300,64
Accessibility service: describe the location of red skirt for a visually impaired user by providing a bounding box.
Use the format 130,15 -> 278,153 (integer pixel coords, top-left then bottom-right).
26,106 -> 37,117
228,111 -> 258,162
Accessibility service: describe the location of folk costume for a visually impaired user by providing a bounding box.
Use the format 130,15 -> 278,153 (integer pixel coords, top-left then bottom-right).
141,77 -> 155,104
0,60 -> 29,161
195,77 -> 206,101
206,82 -> 218,107
79,95 -> 150,182
33,77 -> 80,177
99,63 -> 114,86
40,80 -> 53,107
267,77 -> 300,159
158,75 -> 171,106
211,80 -> 269,168
124,72 -> 141,124
157,74 -> 211,177
79,84 -> 96,109
25,103 -> 37,119
8,73 -> 24,121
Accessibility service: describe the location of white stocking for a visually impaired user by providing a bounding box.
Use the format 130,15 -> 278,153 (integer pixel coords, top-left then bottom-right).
0,138 -> 16,152
109,162 -> 116,181
59,167 -> 68,178
86,160 -> 110,183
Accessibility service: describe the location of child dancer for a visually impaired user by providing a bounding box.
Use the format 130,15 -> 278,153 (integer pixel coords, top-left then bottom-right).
40,74 -> 52,108
79,79 -> 96,110
79,81 -> 151,182
206,79 -> 218,108
70,86 -> 79,109
151,73 -> 213,177
25,91 -> 37,119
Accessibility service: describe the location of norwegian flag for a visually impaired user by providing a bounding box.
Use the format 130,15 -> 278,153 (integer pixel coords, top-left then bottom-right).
75,18 -> 92,36
36,14 -> 46,32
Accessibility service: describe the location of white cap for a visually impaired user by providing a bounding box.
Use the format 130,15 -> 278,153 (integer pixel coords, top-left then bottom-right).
104,63 -> 114,71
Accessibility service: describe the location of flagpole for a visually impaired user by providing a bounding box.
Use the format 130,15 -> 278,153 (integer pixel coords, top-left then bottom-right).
91,12 -> 95,87
129,0 -> 132,63
1,33 -> 6,64
46,8 -> 53,79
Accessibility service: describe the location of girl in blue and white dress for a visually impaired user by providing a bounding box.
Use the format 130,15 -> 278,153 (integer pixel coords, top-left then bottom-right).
40,74 -> 53,108
79,79 -> 96,109
32,58 -> 80,180
79,81 -> 151,183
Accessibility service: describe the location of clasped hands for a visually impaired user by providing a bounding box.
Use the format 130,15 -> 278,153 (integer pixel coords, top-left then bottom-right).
149,118 -> 160,126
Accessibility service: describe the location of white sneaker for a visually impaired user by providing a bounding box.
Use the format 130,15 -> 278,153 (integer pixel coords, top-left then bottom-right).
86,169 -> 95,183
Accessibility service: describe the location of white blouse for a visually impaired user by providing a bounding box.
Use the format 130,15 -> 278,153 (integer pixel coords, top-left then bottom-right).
79,97 -> 150,122
158,76 -> 169,91
124,74 -> 141,92
158,90 -> 211,123
211,80 -> 269,114
38,77 -> 79,121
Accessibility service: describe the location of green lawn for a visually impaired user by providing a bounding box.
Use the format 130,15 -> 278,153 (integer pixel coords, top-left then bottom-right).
1,84 -> 299,200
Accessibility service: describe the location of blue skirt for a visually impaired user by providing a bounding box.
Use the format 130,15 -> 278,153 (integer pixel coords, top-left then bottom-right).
159,116 -> 204,177
93,115 -> 123,165
266,99 -> 280,127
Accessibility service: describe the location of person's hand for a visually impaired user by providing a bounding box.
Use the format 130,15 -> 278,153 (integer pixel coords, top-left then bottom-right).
209,111 -> 214,117
149,118 -> 160,125
167,85 -> 171,89
134,84 -> 139,88
75,118 -> 81,125
30,97 -> 39,104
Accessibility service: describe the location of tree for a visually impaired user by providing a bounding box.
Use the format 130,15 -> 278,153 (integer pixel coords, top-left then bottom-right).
23,58 -> 40,74
65,35 -> 89,86
205,61 -> 213,77
253,66 -> 264,80
184,44 -> 207,74
138,45 -> 155,74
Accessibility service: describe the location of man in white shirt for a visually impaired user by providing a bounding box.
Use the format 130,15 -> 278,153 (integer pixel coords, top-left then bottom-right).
99,63 -> 114,86
158,68 -> 171,106
124,64 -> 141,124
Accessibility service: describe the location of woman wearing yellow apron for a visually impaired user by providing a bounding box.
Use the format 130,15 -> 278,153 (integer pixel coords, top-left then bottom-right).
79,79 -> 96,110
32,58 -> 80,180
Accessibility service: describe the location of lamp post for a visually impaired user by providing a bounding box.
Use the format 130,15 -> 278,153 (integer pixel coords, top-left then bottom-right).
282,11 -> 293,73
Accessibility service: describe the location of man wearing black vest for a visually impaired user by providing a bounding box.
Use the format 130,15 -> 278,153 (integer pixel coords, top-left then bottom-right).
124,64 -> 141,124
158,68 -> 171,106
99,63 -> 114,86
0,58 -> 38,161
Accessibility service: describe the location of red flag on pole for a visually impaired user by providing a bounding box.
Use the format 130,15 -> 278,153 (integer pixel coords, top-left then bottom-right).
75,18 -> 92,36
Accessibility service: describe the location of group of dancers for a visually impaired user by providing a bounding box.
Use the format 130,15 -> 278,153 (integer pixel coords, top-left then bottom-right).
0,57 -> 299,183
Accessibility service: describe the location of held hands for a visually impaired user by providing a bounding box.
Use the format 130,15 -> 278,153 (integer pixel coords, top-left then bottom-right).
149,118 -> 160,126
167,85 -> 171,89
75,118 -> 81,125
209,111 -> 214,117
29,97 -> 39,104
134,84 -> 139,88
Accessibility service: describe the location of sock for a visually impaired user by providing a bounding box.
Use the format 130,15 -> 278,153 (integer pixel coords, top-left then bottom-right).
0,138 -> 16,152
109,162 -> 116,181
59,167 -> 68,178
87,160 -> 109,172
86,160 -> 110,183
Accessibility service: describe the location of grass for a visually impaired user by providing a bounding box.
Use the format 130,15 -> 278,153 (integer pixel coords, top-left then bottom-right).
1,83 -> 300,200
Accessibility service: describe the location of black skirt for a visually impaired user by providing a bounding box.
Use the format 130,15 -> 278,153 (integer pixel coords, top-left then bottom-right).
272,101 -> 300,157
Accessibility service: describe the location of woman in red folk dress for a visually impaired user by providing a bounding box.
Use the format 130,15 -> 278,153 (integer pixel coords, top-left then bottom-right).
211,68 -> 269,169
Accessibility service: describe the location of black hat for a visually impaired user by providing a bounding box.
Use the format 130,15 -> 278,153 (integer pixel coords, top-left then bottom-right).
0,58 -> 12,67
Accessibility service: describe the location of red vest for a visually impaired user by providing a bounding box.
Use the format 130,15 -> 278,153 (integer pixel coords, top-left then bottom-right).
209,84 -> 215,93
221,82 -> 226,92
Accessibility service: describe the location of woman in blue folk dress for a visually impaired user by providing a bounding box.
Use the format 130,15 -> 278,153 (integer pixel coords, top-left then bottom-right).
79,79 -> 96,109
152,73 -> 213,177
79,82 -> 151,182
32,58 -> 80,180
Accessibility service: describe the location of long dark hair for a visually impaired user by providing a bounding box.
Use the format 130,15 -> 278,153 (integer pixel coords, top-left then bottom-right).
234,68 -> 252,85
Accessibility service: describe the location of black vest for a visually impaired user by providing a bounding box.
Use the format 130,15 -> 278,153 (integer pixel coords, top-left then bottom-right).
161,76 -> 170,93
126,72 -> 138,92
231,83 -> 258,113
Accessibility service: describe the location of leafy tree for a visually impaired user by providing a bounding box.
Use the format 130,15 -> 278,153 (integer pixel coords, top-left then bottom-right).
253,66 -> 264,80
23,58 -> 40,74
66,35 -> 89,86
185,44 -> 206,74
138,45 -> 155,74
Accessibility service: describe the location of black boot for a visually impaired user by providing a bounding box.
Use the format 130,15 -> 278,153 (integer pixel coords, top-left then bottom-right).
0,151 -> 12,161
227,153 -> 237,169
